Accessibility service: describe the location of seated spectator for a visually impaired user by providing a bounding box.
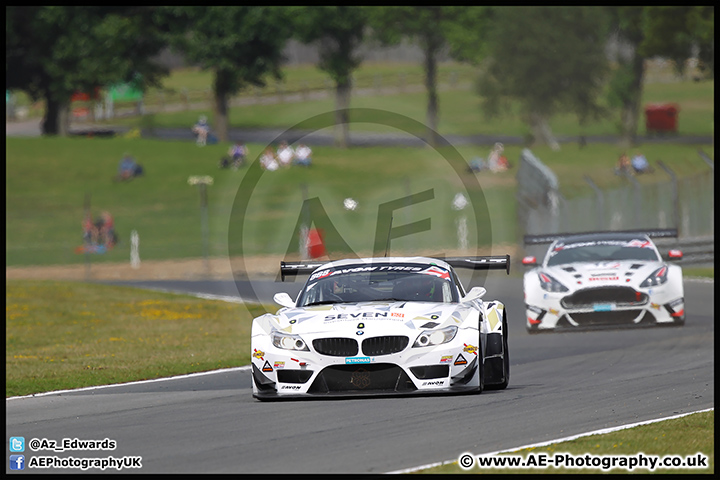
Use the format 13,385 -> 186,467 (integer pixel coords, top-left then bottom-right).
116,153 -> 143,181
294,143 -> 312,167
276,141 -> 294,167
615,153 -> 632,176
260,147 -> 279,171
229,141 -> 249,169
99,211 -> 117,248
468,157 -> 486,173
631,151 -> 652,174
488,142 -> 508,173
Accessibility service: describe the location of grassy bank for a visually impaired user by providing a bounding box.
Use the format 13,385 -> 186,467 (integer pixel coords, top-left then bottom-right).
6,136 -> 712,267
5,280 -> 269,397
419,410 -> 713,474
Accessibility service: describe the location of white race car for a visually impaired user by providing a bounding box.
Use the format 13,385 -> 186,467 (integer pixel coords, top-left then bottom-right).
522,229 -> 685,332
251,255 -> 511,400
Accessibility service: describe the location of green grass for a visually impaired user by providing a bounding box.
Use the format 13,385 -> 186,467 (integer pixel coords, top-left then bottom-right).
5,280 -> 271,397
418,410 -> 713,474
5,137 -> 712,267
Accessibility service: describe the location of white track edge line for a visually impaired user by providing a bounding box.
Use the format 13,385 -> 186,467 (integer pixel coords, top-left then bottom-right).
386,407 -> 715,474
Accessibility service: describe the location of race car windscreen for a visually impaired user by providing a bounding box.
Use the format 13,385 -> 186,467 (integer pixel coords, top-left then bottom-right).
546,238 -> 661,267
297,263 -> 459,307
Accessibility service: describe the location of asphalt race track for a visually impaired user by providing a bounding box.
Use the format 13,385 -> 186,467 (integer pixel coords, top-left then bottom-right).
6,277 -> 714,474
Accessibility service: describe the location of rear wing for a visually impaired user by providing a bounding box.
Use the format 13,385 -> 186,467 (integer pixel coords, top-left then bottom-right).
523,228 -> 678,245
441,255 -> 511,275
279,254 -> 510,281
280,261 -> 328,282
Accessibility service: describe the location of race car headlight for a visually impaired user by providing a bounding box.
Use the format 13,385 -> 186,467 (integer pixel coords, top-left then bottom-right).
412,326 -> 458,348
639,265 -> 669,288
538,272 -> 569,293
271,331 -> 310,351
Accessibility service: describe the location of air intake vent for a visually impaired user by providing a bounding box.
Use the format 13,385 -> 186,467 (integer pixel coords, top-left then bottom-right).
362,336 -> 409,356
312,338 -> 358,357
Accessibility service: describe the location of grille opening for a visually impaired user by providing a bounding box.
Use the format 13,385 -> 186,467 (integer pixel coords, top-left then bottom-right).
361,336 -> 409,356
308,364 -> 417,394
312,337 -> 358,357
561,287 -> 648,309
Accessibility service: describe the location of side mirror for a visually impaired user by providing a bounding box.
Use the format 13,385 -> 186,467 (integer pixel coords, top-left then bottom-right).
273,292 -> 295,308
668,249 -> 683,260
461,286 -> 486,303
522,256 -> 537,266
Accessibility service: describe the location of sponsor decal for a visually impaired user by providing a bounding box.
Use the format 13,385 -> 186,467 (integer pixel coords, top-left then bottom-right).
419,266 -> 451,280
650,303 -> 661,310
440,355 -> 453,363
325,312 -> 390,321
289,319 -> 297,324
548,308 -> 559,315
463,344 -> 478,355
356,330 -> 365,335
345,356 -> 372,364
252,349 -> 265,361
589,276 -> 619,281
422,379 -> 447,387
593,303 -> 615,312
431,314 -> 440,320
274,361 -> 285,369
357,322 -> 365,329
391,312 -> 405,318
281,385 -> 301,390
309,265 -> 424,282
262,361 -> 273,373
454,354 -> 468,366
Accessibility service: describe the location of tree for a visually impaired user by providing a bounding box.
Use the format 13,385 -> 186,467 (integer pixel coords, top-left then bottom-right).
293,6 -> 368,148
606,6 -> 713,147
158,7 -> 294,143
474,6 -> 610,150
368,7 -> 493,148
6,6 -> 168,136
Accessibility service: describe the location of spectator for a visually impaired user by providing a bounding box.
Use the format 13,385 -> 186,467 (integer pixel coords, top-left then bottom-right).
294,143 -> 312,167
468,157 -> 486,173
615,152 -> 632,176
116,153 -> 143,181
229,141 -> 249,169
83,212 -> 98,246
192,115 -> 210,146
276,141 -> 294,167
99,211 -> 116,248
631,150 -> 652,174
260,147 -> 279,171
488,142 -> 508,173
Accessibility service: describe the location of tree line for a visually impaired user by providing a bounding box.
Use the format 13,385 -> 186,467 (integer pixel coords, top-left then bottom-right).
6,6 -> 713,148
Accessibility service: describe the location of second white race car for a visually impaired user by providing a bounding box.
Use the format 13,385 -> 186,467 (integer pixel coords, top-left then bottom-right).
522,229 -> 685,332
251,255 -> 511,400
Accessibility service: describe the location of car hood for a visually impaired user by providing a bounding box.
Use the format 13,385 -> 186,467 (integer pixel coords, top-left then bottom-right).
267,301 -> 475,336
543,260 -> 663,287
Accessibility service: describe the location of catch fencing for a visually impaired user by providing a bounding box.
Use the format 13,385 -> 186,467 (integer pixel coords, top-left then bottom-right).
517,149 -> 714,265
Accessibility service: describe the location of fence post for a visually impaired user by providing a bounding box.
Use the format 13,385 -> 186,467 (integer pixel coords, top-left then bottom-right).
656,160 -> 680,237
583,175 -> 605,230
622,170 -> 641,228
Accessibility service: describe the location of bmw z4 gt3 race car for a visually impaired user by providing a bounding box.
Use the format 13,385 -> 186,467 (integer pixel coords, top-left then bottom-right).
522,229 -> 685,332
251,255 -> 511,400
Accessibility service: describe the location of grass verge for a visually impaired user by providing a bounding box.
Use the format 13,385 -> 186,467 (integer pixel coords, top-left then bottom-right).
5,280 -> 270,398
418,410 -> 713,474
